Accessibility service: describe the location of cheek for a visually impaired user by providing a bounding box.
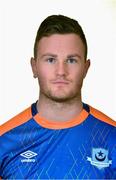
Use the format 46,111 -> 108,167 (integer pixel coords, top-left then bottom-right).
71,67 -> 85,81
37,63 -> 53,76
37,67 -> 52,87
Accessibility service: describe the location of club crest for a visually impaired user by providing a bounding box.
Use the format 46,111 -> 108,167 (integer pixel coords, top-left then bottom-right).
87,148 -> 112,169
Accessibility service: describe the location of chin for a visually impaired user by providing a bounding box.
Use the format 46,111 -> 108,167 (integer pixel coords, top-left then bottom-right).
50,96 -> 71,103
46,92 -> 79,103
42,87 -> 81,102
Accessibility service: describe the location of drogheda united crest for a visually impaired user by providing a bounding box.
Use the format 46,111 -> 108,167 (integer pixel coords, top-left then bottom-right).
87,148 -> 112,169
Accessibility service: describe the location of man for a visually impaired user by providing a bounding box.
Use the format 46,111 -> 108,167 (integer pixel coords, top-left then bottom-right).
0,15 -> 116,179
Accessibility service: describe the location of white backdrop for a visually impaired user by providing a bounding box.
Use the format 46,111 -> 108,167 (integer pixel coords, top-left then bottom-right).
0,0 -> 116,125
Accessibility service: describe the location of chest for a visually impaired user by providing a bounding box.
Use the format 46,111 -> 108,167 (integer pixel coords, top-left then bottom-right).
1,124 -> 113,179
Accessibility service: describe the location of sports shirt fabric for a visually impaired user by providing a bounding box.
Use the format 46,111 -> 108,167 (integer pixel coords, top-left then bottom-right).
0,102 -> 116,179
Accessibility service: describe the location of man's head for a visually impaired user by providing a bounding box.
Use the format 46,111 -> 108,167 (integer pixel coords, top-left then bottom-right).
31,15 -> 90,103
34,15 -> 88,59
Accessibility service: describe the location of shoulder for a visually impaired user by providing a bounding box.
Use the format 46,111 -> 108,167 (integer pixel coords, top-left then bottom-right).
89,105 -> 116,127
0,106 -> 32,136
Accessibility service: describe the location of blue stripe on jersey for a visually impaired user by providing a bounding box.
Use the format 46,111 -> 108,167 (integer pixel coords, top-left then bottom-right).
31,101 -> 38,116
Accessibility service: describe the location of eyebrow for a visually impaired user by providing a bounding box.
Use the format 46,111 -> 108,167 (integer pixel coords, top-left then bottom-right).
40,53 -> 57,59
40,53 -> 81,59
67,54 -> 81,59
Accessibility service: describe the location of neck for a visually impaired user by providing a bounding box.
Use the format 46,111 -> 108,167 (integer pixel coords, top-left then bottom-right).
37,93 -> 83,122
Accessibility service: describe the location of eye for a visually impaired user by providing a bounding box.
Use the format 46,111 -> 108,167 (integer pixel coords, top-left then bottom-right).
46,57 -> 56,64
67,58 -> 78,64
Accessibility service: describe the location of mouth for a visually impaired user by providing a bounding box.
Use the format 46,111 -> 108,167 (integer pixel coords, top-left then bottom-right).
52,81 -> 69,85
53,81 -> 69,84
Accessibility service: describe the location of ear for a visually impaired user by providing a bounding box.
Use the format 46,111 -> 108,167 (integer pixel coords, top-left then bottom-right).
83,59 -> 90,78
30,57 -> 38,78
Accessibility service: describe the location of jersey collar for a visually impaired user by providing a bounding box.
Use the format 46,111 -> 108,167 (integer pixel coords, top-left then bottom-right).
32,101 -> 89,129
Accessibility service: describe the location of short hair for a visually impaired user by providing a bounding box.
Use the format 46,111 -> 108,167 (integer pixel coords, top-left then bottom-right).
34,15 -> 87,59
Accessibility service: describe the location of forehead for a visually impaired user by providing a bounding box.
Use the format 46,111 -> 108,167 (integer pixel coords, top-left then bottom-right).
37,34 -> 85,56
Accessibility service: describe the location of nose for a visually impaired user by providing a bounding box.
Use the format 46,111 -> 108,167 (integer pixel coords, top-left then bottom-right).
56,61 -> 68,77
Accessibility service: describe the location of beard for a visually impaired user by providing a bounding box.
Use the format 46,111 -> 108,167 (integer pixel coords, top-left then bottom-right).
39,81 -> 83,103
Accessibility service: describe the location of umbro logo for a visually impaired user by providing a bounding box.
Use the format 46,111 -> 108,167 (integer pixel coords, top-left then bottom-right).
20,150 -> 37,163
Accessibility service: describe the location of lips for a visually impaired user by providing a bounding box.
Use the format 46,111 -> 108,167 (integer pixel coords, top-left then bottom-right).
52,81 -> 69,84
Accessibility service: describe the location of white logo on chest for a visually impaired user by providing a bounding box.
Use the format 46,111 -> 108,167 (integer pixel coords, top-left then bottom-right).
20,150 -> 37,163
87,148 -> 112,169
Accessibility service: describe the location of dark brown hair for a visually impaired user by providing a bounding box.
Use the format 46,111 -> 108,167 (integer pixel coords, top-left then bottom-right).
34,15 -> 87,59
